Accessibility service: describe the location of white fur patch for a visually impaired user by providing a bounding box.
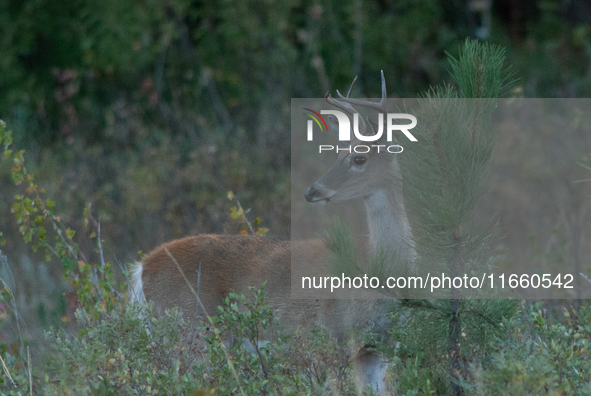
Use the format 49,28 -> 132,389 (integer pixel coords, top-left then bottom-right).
128,262 -> 146,304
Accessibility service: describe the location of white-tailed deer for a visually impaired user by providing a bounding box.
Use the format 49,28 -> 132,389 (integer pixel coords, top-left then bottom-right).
130,72 -> 415,395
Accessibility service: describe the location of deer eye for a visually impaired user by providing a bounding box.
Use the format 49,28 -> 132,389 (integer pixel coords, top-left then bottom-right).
353,156 -> 367,165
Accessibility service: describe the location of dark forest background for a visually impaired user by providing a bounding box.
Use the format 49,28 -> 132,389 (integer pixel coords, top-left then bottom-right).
1,0 -> 591,339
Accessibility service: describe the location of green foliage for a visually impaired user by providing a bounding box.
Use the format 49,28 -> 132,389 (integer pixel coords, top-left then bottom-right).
406,40 -> 513,248
1,1 -> 591,393
6,273 -> 591,395
323,217 -> 362,279
227,191 -> 270,237
387,302 -> 591,395
286,326 -> 354,394
41,285 -> 357,395
44,302 -> 202,395
202,284 -> 354,395
0,256 -> 34,396
0,121 -> 119,317
392,354 -> 437,396
392,40 -> 521,393
0,0 -> 589,264
0,0 -> 464,144
388,298 -> 520,394
204,284 -> 283,394
464,304 -> 591,394
447,39 -> 518,99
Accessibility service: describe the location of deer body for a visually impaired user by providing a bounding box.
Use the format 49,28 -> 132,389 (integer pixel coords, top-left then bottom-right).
130,72 -> 415,395
135,234 -> 393,338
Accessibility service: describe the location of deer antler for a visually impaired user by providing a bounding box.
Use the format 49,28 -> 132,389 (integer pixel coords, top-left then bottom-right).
325,75 -> 368,135
336,70 -> 388,114
325,71 -> 389,136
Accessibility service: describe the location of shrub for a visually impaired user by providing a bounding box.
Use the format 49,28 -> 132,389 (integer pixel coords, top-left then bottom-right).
45,302 -> 202,395
464,304 -> 591,395
201,284 -> 355,395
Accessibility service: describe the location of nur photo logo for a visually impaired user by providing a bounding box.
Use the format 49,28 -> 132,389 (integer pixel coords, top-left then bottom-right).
304,108 -> 418,154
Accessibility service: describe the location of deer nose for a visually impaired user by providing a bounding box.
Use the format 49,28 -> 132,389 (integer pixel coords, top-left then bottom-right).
305,186 -> 317,202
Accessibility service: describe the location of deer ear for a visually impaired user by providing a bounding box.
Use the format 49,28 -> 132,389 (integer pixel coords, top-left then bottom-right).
327,115 -> 340,139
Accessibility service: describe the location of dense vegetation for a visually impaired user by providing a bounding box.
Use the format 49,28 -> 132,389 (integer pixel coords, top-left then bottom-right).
2,0 -> 591,255
1,0 -> 591,394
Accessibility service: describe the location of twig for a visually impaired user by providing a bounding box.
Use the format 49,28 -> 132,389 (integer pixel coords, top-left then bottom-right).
164,248 -> 246,396
35,191 -> 87,263
0,277 -> 25,362
460,309 -> 501,327
0,353 -> 18,391
91,221 -> 106,299
50,217 -> 78,260
195,264 -> 201,319
41,242 -> 59,259
580,273 -> 591,285
97,222 -> 106,274
0,260 -> 27,370
574,163 -> 591,183
27,346 -> 32,396
236,200 -> 256,236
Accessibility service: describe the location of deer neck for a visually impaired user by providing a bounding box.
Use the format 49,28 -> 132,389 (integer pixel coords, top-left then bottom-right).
363,175 -> 415,264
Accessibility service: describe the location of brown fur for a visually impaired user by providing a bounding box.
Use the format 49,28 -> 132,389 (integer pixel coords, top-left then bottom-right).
135,74 -> 412,395
140,234 -> 389,342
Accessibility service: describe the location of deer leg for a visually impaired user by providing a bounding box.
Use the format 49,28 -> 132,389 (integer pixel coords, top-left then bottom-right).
353,347 -> 389,395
